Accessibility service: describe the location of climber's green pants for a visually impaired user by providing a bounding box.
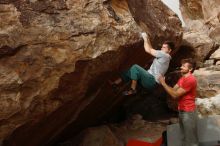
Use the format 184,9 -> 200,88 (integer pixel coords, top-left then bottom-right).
121,64 -> 157,90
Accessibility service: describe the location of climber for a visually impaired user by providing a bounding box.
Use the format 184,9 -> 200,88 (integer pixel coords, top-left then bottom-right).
109,32 -> 174,96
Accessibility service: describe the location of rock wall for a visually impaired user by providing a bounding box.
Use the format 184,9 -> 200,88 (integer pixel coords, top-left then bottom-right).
178,0 -> 220,116
179,0 -> 220,64
160,0 -> 220,115
194,67 -> 220,116
0,0 -> 182,145
69,114 -> 168,146
54,1 -> 220,145
127,0 -> 182,47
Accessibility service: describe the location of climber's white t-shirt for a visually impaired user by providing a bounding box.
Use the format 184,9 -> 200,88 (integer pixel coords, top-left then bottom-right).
148,50 -> 171,83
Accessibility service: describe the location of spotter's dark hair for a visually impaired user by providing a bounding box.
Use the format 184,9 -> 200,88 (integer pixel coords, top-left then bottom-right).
181,58 -> 196,73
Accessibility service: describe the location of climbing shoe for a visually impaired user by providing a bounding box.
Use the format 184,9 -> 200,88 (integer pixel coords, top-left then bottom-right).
122,88 -> 137,96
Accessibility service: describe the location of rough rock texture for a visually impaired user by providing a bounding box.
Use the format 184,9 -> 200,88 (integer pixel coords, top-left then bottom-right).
127,0 -> 183,47
72,126 -> 122,146
210,47 -> 220,60
196,94 -> 220,116
194,66 -> 220,117
194,68 -> 220,99
67,114 -> 174,146
176,0 -> 220,117
0,0 -> 182,145
180,0 -> 220,38
181,32 -> 218,64
179,0 -> 220,65
45,1 -> 220,145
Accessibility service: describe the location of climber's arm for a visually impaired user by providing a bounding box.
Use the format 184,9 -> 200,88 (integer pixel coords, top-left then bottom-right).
142,33 -> 157,57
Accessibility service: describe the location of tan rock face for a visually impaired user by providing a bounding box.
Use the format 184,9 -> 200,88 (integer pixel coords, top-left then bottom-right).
180,0 -> 220,43
194,68 -> 220,117
0,66 -> 22,119
0,0 -> 182,145
71,114 -> 169,146
127,0 -> 183,48
179,0 -> 220,66
180,0 -> 220,117
180,0 -> 203,20
196,95 -> 220,117
0,0 -> 137,142
194,68 -> 220,98
73,126 -> 123,146
181,31 -> 218,63
210,47 -> 220,60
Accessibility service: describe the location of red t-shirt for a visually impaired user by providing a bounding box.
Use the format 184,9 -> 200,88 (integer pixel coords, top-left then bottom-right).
177,73 -> 197,112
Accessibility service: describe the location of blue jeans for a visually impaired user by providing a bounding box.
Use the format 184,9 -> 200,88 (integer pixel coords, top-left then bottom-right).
179,110 -> 198,146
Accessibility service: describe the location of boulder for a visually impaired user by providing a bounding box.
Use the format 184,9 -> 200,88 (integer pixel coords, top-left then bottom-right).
179,0 -> 220,64
0,0 -> 182,145
194,68 -> 220,98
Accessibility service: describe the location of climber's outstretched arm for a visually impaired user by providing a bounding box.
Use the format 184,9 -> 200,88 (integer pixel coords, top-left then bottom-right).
141,32 -> 157,57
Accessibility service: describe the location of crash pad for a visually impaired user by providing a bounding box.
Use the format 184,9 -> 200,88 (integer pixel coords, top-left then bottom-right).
126,137 -> 162,146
